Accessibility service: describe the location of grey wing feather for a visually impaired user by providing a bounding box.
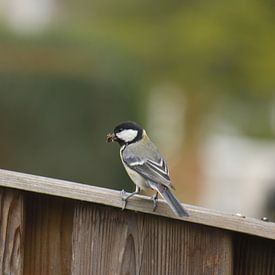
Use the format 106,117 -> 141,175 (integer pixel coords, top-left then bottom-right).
123,155 -> 172,188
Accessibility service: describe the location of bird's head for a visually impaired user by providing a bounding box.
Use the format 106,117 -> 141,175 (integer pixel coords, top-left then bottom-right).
107,121 -> 144,146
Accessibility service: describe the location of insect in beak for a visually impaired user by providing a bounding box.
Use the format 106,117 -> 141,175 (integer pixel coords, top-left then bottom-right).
106,132 -> 117,142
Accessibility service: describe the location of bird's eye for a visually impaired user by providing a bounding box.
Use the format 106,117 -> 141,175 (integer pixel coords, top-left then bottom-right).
118,128 -> 123,132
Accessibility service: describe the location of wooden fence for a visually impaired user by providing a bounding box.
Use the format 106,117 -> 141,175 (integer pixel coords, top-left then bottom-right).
0,169 -> 274,274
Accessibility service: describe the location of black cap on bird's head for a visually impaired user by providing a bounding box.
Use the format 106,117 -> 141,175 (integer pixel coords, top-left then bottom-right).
107,121 -> 144,146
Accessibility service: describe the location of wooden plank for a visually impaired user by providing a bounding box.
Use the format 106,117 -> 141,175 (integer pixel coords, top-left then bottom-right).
72,203 -> 233,275
23,193 -> 74,275
233,234 -> 275,275
0,168 -> 274,240
0,188 -> 24,275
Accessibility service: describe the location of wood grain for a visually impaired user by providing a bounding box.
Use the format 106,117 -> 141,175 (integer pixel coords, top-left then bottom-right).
234,234 -> 275,275
0,188 -> 24,275
23,193 -> 74,275
0,168 -> 274,240
72,203 -> 233,275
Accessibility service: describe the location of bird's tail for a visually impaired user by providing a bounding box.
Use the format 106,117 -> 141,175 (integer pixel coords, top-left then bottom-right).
154,183 -> 189,217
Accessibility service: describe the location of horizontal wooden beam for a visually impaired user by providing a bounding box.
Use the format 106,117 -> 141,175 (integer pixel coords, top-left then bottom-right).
0,168 -> 274,240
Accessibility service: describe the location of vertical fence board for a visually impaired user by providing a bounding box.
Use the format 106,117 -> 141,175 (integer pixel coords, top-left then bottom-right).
234,234 -> 275,275
0,188 -> 25,275
72,203 -> 233,275
23,193 -> 74,275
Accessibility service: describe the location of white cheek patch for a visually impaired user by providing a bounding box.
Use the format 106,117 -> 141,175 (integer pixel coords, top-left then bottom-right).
116,129 -> 138,143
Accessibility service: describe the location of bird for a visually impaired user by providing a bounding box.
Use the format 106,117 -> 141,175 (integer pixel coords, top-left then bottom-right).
107,121 -> 189,217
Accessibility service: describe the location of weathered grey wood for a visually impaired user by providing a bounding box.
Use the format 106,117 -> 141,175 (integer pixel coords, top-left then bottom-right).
72,203 -> 233,275
234,234 -> 275,275
0,169 -> 274,240
23,193 -> 74,275
0,188 -> 24,275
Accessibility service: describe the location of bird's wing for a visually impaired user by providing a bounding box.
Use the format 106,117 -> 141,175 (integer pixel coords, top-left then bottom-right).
123,155 -> 173,189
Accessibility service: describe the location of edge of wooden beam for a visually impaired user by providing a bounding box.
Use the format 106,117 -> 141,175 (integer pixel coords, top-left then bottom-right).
0,168 -> 274,240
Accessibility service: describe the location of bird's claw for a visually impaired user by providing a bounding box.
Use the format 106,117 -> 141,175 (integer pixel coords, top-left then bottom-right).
152,193 -> 158,212
122,200 -> 127,210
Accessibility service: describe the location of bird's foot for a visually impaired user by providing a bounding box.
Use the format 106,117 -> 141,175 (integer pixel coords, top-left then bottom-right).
120,188 -> 141,210
121,189 -> 128,200
121,189 -> 128,210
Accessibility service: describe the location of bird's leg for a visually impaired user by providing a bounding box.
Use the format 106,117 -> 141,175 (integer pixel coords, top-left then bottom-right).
121,186 -> 141,210
152,192 -> 158,212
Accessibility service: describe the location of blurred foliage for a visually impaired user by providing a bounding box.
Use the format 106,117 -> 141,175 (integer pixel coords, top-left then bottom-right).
265,184 -> 275,221
60,0 -> 275,139
0,0 -> 275,189
0,75 -> 140,189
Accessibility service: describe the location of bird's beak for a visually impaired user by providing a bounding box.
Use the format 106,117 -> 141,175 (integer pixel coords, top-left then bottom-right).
106,132 -> 117,143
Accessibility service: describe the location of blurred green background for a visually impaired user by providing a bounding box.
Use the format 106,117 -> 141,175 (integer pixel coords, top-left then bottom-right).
0,0 -> 275,220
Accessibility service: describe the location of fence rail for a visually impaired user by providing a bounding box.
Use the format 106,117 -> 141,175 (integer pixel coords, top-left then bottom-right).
0,169 -> 274,274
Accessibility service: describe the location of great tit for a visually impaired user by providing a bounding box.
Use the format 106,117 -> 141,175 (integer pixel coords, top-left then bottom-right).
107,121 -> 189,217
